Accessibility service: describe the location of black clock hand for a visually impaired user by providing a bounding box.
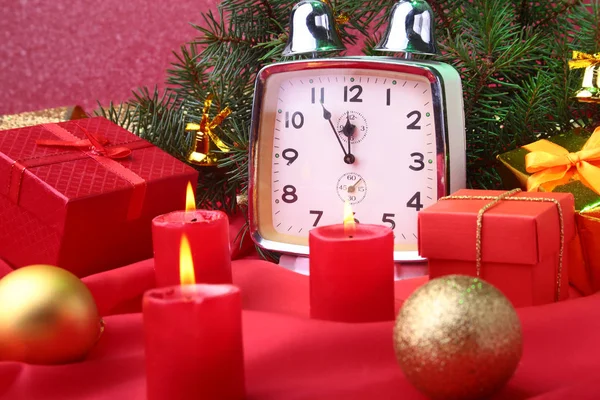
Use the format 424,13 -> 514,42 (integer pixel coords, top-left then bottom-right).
341,112 -> 356,164
342,112 -> 355,136
321,103 -> 348,158
347,132 -> 352,161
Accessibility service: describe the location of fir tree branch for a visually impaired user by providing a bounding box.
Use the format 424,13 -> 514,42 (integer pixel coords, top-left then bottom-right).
259,0 -> 280,30
531,0 -> 581,31
429,0 -> 452,33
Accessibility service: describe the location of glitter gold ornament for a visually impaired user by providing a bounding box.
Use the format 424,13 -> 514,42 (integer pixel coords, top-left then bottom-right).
236,192 -> 248,207
320,0 -> 350,25
0,265 -> 103,365
394,275 -> 522,400
185,94 -> 232,166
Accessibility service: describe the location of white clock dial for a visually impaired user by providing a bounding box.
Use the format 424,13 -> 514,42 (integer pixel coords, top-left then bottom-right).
266,68 -> 438,251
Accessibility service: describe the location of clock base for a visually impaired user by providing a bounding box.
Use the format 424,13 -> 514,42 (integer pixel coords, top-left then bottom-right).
278,255 -> 428,281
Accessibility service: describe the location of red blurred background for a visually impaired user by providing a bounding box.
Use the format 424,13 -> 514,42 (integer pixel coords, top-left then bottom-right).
0,0 -> 219,115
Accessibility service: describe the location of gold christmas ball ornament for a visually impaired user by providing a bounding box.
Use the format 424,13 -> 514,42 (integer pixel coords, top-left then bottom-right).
0,265 -> 103,365
394,275 -> 522,400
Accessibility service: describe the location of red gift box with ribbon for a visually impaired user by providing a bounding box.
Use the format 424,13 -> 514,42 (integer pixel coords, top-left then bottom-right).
0,117 -> 198,276
418,189 -> 577,308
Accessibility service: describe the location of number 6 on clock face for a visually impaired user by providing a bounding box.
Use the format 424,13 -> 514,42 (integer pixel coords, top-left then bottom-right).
249,58 -> 466,261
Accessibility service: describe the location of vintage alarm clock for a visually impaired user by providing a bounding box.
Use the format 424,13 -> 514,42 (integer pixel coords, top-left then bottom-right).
249,0 -> 466,262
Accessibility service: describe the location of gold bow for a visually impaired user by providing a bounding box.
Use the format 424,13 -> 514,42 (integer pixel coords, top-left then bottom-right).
185,94 -> 232,155
569,51 -> 600,70
524,127 -> 600,195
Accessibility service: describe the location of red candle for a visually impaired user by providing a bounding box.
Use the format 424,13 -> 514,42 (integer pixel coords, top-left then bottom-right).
152,184 -> 232,287
143,235 -> 245,400
309,203 -> 395,322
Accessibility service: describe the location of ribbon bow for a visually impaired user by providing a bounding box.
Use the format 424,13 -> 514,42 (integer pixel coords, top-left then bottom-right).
185,94 -> 231,153
36,123 -> 132,159
569,51 -> 600,70
524,127 -> 600,195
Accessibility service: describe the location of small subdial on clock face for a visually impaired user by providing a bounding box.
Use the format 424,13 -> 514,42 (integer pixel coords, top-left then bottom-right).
336,111 -> 368,143
337,172 -> 367,205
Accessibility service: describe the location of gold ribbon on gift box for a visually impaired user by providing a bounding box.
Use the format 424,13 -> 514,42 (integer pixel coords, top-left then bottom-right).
524,126 -> 600,198
0,106 -> 87,131
440,189 -> 565,302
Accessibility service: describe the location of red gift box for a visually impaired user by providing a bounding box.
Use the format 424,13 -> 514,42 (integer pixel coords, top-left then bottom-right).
418,189 -> 576,307
0,117 -> 198,277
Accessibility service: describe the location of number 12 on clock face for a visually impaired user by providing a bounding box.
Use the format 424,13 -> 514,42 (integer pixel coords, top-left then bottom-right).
249,59 -> 466,261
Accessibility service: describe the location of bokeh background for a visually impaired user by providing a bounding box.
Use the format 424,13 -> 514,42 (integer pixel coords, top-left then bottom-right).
0,0 -> 219,114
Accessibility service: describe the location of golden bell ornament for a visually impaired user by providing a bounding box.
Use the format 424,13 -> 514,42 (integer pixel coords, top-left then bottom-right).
185,94 -> 232,167
0,265 -> 103,365
394,275 -> 522,400
569,51 -> 600,103
574,65 -> 600,103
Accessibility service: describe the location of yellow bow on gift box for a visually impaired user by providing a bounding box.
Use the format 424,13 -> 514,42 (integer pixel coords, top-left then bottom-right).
524,127 -> 600,195
569,51 -> 600,70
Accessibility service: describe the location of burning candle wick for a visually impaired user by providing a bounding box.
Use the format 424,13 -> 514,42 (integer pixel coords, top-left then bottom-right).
343,201 -> 356,238
182,285 -> 196,300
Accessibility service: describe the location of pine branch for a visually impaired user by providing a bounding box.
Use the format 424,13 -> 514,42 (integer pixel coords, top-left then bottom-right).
530,0 -> 581,31
429,0 -> 453,33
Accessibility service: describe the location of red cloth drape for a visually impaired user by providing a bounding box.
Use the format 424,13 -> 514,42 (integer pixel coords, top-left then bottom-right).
1,219 -> 599,399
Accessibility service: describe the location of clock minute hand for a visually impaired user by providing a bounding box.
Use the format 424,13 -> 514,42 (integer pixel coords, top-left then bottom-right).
342,112 -> 356,164
321,103 -> 348,158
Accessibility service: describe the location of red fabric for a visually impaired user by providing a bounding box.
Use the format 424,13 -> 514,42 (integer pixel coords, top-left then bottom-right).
82,259 -> 155,317
0,258 -> 12,278
0,255 -> 599,399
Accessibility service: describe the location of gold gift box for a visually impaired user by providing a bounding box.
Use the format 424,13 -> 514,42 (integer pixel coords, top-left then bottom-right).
497,130 -> 600,295
0,106 -> 87,131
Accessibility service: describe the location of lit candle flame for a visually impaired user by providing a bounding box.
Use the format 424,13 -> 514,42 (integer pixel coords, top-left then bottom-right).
185,182 -> 196,212
179,234 -> 196,286
343,200 -> 356,237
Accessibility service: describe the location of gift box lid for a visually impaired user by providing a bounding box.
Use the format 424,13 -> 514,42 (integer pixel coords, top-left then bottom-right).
496,130 -> 600,212
0,117 -> 197,226
418,189 -> 576,265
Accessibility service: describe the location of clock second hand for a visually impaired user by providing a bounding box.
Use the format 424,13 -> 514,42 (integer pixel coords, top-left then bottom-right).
320,102 -> 351,162
347,177 -> 363,194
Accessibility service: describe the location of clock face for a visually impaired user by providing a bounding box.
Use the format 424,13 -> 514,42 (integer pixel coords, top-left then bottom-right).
250,59 -> 449,260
